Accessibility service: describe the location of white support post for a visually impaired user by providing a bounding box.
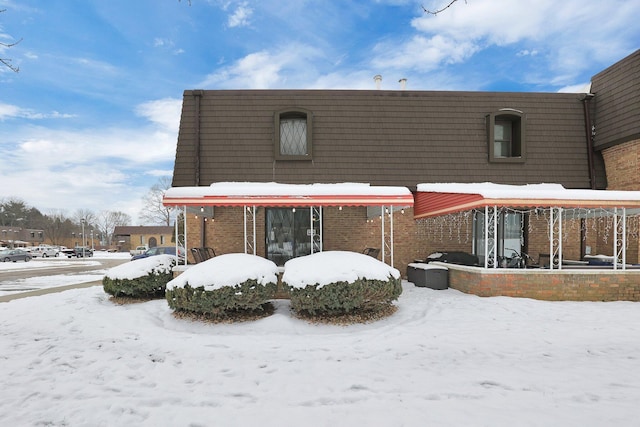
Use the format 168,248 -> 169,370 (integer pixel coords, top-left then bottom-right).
183,205 -> 187,265
243,205 -> 247,254
549,207 -> 563,270
614,207 -> 626,270
243,205 -> 256,255
252,206 -> 256,255
311,207 -> 322,253
484,206 -> 498,268
390,205 -> 394,268
381,206 -> 385,264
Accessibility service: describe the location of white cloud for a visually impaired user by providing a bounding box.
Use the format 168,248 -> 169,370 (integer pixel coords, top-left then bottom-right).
0,102 -> 75,120
199,44 -> 325,89
0,98 -> 181,224
227,2 -> 253,28
135,98 -> 182,133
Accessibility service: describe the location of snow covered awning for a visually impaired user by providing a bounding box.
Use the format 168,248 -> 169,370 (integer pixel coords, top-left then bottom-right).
163,182 -> 414,207
414,183 -> 640,219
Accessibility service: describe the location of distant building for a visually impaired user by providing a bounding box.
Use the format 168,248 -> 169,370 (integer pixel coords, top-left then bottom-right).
113,226 -> 175,252
0,227 -> 45,248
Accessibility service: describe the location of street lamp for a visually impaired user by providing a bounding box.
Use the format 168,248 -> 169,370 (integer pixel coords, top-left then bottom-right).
90,230 -> 94,251
81,218 -> 86,258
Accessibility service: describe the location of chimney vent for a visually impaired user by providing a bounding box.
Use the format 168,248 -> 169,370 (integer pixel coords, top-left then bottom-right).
373,75 -> 382,90
399,78 -> 407,90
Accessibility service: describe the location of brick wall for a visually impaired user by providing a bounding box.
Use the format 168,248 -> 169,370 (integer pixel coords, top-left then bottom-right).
446,263 -> 640,301
601,138 -> 640,264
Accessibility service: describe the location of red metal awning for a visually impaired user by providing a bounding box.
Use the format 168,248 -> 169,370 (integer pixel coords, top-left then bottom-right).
414,183 -> 640,219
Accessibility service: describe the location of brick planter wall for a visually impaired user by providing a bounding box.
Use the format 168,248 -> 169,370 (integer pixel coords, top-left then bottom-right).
445,263 -> 640,301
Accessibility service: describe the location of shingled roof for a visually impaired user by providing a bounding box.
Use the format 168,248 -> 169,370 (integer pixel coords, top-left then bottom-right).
171,89 -> 605,190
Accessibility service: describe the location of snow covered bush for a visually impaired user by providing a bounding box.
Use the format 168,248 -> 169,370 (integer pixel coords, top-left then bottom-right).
165,253 -> 279,319
282,251 -> 402,316
103,254 -> 176,298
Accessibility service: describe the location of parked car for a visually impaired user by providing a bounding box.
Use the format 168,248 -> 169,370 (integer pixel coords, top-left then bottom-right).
30,246 -> 60,258
0,249 -> 32,262
131,246 -> 185,262
61,247 -> 94,258
129,245 -> 149,256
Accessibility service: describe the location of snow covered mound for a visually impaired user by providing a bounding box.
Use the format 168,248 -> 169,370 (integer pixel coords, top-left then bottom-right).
282,250 -> 400,289
165,253 -> 279,318
105,254 -> 176,280
166,253 -> 279,291
103,254 -> 176,298
283,251 -> 402,316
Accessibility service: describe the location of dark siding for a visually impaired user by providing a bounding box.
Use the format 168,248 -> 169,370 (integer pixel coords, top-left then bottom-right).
172,89 -> 593,190
591,49 -> 640,150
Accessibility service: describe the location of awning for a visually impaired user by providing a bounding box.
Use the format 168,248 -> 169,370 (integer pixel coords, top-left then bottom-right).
163,182 -> 414,207
414,183 -> 640,219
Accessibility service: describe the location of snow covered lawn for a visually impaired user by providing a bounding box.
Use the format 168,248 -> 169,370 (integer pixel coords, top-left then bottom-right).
1,282 -> 640,426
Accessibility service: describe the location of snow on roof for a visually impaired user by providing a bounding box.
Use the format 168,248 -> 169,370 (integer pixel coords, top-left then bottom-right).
166,182 -> 412,197
416,182 -> 640,202
163,182 -> 414,207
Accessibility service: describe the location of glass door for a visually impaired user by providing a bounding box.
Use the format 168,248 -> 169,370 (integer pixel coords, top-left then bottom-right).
265,208 -> 319,266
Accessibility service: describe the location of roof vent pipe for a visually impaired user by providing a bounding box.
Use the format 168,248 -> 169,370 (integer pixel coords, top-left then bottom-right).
373,75 -> 382,90
399,78 -> 407,90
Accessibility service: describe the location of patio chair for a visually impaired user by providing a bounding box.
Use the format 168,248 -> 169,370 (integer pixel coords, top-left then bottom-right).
363,247 -> 380,259
190,248 -> 205,263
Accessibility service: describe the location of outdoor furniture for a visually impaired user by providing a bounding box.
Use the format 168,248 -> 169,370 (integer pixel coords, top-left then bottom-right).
363,247 -> 380,259
190,247 -> 216,264
407,263 -> 449,289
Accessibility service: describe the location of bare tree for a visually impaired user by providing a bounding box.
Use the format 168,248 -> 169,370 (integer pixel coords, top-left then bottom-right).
139,177 -> 173,226
42,210 -> 74,246
96,210 -> 131,248
422,0 -> 466,15
1,9 -> 22,72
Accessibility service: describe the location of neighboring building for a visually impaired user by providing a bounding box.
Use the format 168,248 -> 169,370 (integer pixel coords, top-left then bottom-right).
112,226 -> 175,252
166,50 -> 640,277
0,227 -> 45,248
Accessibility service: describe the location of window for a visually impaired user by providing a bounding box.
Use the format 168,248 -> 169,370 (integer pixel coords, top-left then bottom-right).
473,210 -> 524,265
487,110 -> 525,162
265,208 -> 321,266
274,109 -> 313,160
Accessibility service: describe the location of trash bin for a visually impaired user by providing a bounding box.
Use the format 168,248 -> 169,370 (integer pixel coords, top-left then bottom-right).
407,263 -> 449,290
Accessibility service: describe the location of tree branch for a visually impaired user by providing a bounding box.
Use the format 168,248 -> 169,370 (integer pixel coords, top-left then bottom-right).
422,0 -> 466,16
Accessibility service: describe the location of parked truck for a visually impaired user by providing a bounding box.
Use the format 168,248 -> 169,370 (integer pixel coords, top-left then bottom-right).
61,246 -> 94,258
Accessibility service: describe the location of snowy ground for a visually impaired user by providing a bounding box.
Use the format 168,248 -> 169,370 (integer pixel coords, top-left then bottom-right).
1,275 -> 640,425
0,251 -> 130,296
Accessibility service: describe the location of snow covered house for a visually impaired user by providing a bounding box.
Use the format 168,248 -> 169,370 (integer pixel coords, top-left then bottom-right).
165,50 -> 640,299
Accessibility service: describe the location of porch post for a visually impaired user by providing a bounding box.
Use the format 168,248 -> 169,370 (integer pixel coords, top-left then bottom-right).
614,207 -> 626,270
243,206 -> 247,254
381,206 -> 385,264
390,205 -> 394,268
549,207 -> 563,270
484,206 -> 498,268
183,205 -> 187,265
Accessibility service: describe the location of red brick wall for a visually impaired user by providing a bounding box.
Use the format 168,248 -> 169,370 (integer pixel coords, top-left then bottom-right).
447,264 -> 640,301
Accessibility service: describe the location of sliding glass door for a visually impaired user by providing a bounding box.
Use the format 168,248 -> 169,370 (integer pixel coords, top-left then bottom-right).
265,208 -> 319,266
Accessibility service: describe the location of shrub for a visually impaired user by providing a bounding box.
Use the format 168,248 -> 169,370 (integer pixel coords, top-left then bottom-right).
166,279 -> 277,318
102,255 -> 176,299
165,253 -> 280,320
286,276 -> 402,316
282,251 -> 403,317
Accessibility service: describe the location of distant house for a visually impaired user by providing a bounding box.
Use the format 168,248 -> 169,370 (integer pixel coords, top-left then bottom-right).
112,226 -> 174,252
164,50 -> 640,300
0,227 -> 45,248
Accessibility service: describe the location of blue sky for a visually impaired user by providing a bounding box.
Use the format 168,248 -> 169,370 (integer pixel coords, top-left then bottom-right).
1,0 -> 638,224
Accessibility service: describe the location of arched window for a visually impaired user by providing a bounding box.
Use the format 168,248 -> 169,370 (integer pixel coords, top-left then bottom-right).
274,108 -> 313,160
487,110 -> 526,163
